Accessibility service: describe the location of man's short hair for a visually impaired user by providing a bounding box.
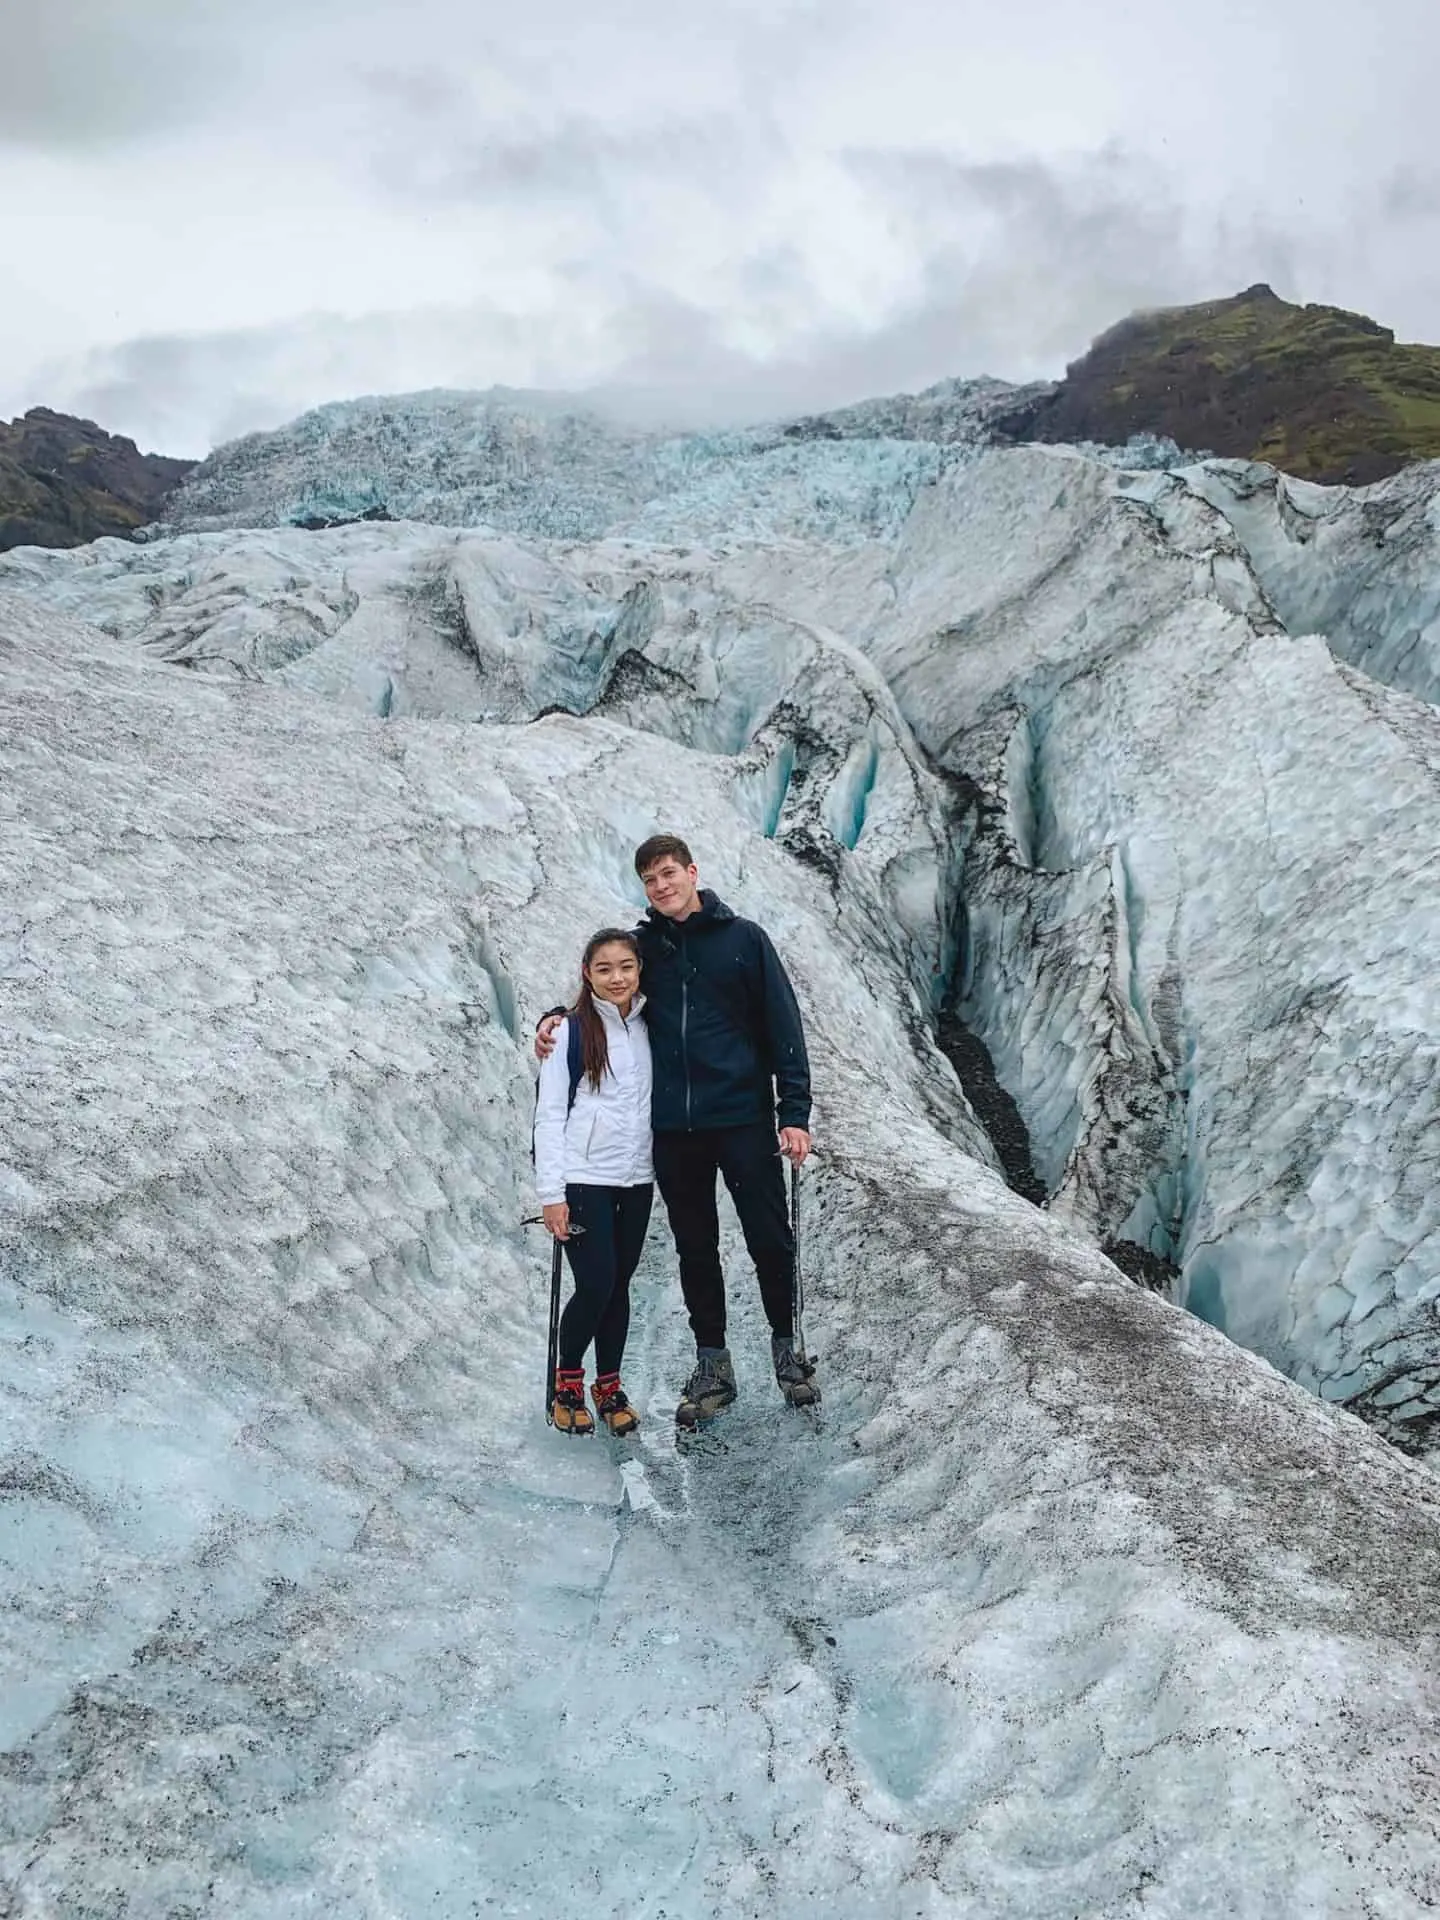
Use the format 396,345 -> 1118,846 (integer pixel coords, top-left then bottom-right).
634,833 -> 694,877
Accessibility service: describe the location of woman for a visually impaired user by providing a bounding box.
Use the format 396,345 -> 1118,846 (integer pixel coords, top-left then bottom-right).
532,927 -> 653,1436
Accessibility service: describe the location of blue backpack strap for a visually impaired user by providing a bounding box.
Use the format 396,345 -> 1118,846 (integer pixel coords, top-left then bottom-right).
532,1013 -> 585,1167
566,1015 -> 584,1114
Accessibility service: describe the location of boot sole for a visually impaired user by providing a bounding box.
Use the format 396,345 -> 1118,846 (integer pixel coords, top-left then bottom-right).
675,1401 -> 736,1430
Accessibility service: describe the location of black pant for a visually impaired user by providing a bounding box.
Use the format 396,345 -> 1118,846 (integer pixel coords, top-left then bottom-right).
557,1184 -> 653,1375
652,1123 -> 794,1351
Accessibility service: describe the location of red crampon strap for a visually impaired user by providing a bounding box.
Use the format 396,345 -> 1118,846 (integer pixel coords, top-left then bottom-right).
554,1368 -> 585,1403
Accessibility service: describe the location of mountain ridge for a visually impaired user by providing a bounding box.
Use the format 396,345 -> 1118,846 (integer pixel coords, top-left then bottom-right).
994,283 -> 1440,484
0,407 -> 195,553
11,286 -> 1440,553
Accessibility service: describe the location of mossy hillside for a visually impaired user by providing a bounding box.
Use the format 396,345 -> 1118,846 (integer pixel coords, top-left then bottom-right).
996,286 -> 1440,485
0,410 -> 193,552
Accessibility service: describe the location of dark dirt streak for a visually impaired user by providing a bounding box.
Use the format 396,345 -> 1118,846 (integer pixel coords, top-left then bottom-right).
934,1004 -> 1046,1207
934,906 -> 1179,1294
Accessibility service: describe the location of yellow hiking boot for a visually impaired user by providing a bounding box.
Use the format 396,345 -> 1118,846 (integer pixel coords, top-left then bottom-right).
552,1368 -> 594,1436
591,1373 -> 639,1437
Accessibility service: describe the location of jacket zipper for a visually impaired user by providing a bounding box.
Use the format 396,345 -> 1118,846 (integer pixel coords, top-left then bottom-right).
680,930 -> 693,1130
623,1010 -> 642,1178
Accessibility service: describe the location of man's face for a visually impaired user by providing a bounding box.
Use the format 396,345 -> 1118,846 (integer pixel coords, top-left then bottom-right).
641,856 -> 702,920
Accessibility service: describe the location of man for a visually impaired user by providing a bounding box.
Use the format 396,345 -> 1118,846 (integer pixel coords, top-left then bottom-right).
538,834 -> 816,1427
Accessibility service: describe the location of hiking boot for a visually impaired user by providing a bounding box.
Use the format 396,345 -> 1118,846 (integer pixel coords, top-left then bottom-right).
552,1367 -> 595,1436
772,1336 -> 820,1409
675,1348 -> 737,1429
591,1373 -> 639,1437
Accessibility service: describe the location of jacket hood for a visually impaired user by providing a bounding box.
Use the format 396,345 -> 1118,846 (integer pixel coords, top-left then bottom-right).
644,888 -> 735,935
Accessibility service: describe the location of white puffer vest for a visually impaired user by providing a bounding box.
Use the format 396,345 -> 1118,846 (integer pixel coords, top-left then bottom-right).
532,996 -> 654,1206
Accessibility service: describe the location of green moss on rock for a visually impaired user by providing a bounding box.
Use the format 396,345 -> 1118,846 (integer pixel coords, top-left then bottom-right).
994,285 -> 1440,485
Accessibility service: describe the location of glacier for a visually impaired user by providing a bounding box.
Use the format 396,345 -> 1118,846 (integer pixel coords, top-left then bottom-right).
156,383 -> 1023,548
10,435 -> 1437,1439
4,386 -> 1440,1914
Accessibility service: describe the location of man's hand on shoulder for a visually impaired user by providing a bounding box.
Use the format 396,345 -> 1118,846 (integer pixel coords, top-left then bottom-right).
535,1011 -> 563,1062
779,1127 -> 811,1167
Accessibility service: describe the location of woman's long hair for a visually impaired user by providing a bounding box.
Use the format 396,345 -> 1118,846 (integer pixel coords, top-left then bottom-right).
569,928 -> 642,1092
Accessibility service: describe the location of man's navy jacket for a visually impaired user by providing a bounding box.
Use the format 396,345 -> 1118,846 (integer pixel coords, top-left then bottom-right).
635,891 -> 811,1136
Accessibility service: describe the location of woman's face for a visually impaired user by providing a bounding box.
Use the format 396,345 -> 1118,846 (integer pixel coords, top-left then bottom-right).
586,942 -> 641,1006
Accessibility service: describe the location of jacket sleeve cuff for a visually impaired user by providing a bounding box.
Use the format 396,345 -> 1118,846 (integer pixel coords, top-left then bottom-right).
777,1107 -> 811,1132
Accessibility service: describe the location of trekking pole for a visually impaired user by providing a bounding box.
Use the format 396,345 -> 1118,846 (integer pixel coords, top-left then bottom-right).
522,1217 -> 584,1426
545,1237 -> 563,1426
790,1161 -> 807,1364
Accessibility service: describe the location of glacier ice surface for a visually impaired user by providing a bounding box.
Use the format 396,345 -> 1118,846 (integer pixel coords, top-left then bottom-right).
159,386 -> 991,548
6,435 -> 1440,1435
1185,456 -> 1440,706
4,396 -> 1440,1911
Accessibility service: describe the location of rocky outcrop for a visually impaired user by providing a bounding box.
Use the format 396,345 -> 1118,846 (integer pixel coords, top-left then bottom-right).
994,284 -> 1440,485
0,408 -> 193,553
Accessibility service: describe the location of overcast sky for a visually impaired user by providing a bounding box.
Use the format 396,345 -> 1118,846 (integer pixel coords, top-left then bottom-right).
3,0 -> 1438,454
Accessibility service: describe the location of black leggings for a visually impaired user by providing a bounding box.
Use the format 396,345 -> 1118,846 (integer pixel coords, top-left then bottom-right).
557,1183 -> 654,1375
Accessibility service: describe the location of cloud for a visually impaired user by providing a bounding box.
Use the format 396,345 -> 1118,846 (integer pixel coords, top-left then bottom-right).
374,103 -> 772,211
32,147 -> 1311,455
1378,169 -> 1440,224
839,147 -> 1302,372
6,0 -> 1440,453
32,308 -> 529,456
0,0 -> 257,149
350,32 -> 795,240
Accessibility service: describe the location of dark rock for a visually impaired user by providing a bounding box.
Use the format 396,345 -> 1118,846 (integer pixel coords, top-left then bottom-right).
935,1004 -> 1047,1207
290,504 -> 395,532
0,407 -> 194,553
1101,1239 -> 1182,1295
